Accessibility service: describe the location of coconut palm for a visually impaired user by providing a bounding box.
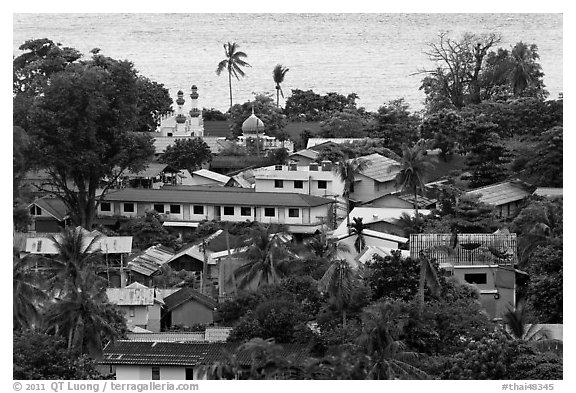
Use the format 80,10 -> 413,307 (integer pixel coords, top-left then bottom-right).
305,228 -> 350,260
349,216 -> 367,253
393,143 -> 434,216
44,268 -> 119,357
508,42 -> 542,96
416,250 -> 442,315
503,300 -> 563,356
333,157 -> 370,231
233,224 -> 295,290
273,64 -> 289,108
318,259 -> 355,328
13,251 -> 46,330
356,302 -> 428,379
216,42 -> 251,110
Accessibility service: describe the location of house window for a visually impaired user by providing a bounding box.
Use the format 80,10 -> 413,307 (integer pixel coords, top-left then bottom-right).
123,203 -> 135,213
170,204 -> 181,214
151,366 -> 160,380
294,180 -> 303,189
153,204 -> 165,213
275,180 -> 284,188
185,367 -> 194,380
317,180 -> 327,189
100,202 -> 111,212
30,205 -> 42,216
193,205 -> 204,215
223,206 -> 235,216
129,307 -> 135,317
264,208 -> 275,217
464,273 -> 487,285
288,208 -> 300,218
240,207 -> 252,216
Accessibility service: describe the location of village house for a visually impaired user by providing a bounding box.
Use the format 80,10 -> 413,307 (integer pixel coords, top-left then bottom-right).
333,207 -> 432,238
99,187 -> 334,234
348,153 -> 402,204
336,229 -> 408,269
106,282 -> 165,333
409,231 -> 522,319
288,148 -> 320,166
465,180 -> 533,218
361,192 -> 436,210
100,341 -> 309,380
306,138 -> 366,149
27,196 -> 70,232
161,287 -> 218,330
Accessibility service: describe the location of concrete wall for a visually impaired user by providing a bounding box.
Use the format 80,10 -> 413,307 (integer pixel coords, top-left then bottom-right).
115,365 -> 194,380
170,301 -> 214,327
117,304 -> 161,332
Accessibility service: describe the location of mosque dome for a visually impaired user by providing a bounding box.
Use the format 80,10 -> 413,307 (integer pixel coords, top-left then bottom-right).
242,108 -> 265,134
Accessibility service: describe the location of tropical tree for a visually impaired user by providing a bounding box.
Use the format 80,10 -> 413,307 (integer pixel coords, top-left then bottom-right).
333,158 -> 370,231
233,224 -> 295,290
349,216 -> 367,253
508,42 -> 545,96
216,42 -> 251,110
415,251 -> 442,315
356,302 -> 428,379
393,143 -> 434,215
318,259 -> 355,328
13,252 -> 46,330
273,64 -> 289,108
159,137 -> 213,174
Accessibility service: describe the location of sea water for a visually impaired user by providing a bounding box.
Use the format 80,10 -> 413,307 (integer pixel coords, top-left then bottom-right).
13,13 -> 563,112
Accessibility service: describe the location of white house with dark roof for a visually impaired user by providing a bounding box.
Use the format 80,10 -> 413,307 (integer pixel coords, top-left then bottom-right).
465,180 -> 533,218
100,187 -> 334,233
333,207 -> 431,238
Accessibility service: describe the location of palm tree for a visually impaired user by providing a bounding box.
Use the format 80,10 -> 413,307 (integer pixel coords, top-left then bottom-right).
416,250 -> 441,315
273,64 -> 289,108
13,251 -> 46,330
333,158 -> 370,231
349,216 -> 367,254
305,228 -> 350,260
216,42 -> 251,110
508,42 -> 542,96
318,259 -> 355,328
394,143 -> 434,216
233,224 -> 295,290
44,268 -> 119,357
356,302 -> 428,380
503,300 -> 563,356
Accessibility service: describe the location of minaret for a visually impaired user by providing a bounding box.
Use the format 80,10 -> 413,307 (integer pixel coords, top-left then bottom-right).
189,85 -> 203,137
175,90 -> 186,135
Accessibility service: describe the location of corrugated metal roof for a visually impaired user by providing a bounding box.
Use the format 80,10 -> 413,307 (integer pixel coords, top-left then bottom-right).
336,228 -> 408,244
127,245 -> 175,276
307,138 -> 365,149
193,169 -> 231,184
231,174 -> 253,188
533,187 -> 563,197
356,245 -> 411,264
356,153 -> 400,183
100,341 -> 309,366
126,163 -> 178,179
289,149 -> 319,160
127,332 -> 207,342
106,286 -> 160,306
25,235 -> 132,254
103,188 -> 333,207
161,185 -> 254,193
466,181 -> 532,206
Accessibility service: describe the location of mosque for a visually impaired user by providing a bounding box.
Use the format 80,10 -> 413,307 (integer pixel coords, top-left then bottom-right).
153,86 -> 293,155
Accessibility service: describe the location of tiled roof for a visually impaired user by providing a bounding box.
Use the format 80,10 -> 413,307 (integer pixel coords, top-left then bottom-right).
466,180 -> 532,206
193,169 -> 231,184
103,188 -> 333,207
30,197 -> 69,221
356,153 -> 400,183
100,341 -> 310,366
163,287 -> 218,312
